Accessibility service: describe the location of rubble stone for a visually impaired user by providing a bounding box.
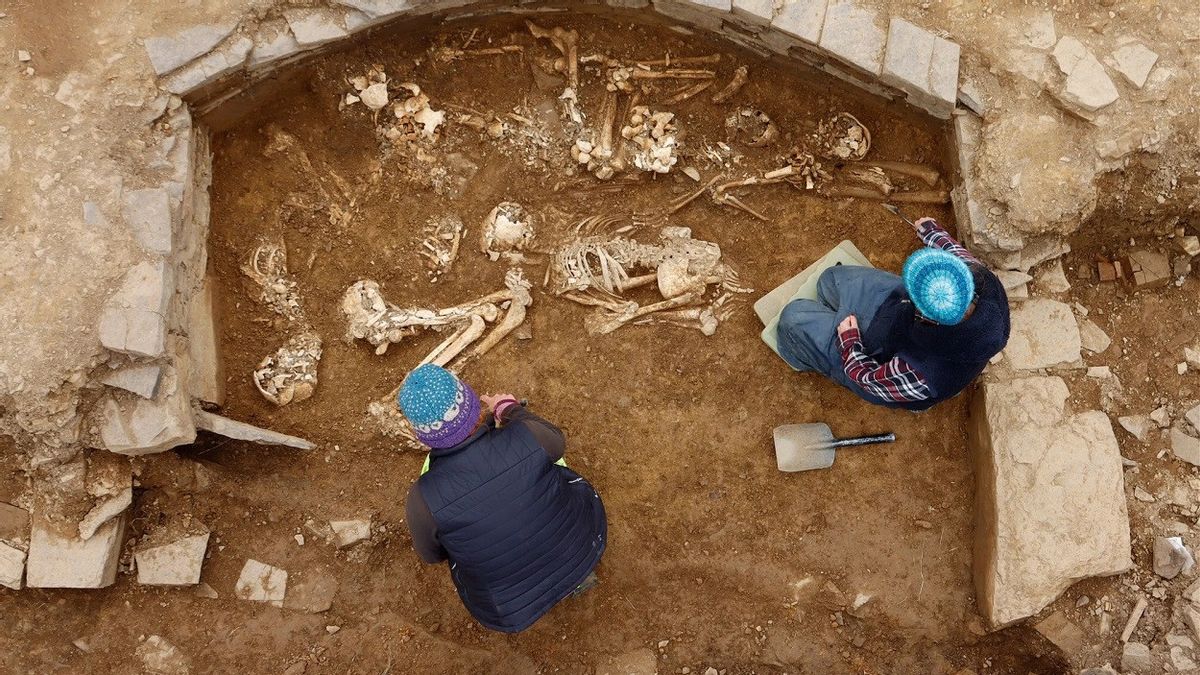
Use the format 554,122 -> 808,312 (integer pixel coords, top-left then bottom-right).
100,363 -> 163,399
1051,36 -> 1119,112
187,281 -> 224,406
26,516 -> 126,588
1171,646 -> 1198,672
194,410 -> 315,450
137,635 -> 192,675
597,648 -> 658,675
880,17 -> 960,118
1151,406 -> 1171,427
1153,536 -> 1194,579
1078,319 -> 1111,354
969,376 -> 1131,627
1118,415 -> 1154,443
123,188 -> 173,255
334,0 -> 414,20
194,582 -> 219,599
1122,249 -> 1171,289
98,261 -> 171,358
1004,299 -> 1081,370
1172,428 -> 1200,466
818,0 -> 886,75
1033,610 -> 1084,654
235,559 -> 287,606
330,518 -> 371,548
144,23 -> 237,75
0,541 -> 25,589
1121,642 -> 1151,673
97,364 -> 196,456
1111,42 -> 1158,89
1023,11 -> 1056,50
136,533 -> 210,586
772,0 -> 826,44
1033,260 -> 1070,294
1186,404 -> 1200,432
995,270 -> 1032,291
78,486 -> 132,540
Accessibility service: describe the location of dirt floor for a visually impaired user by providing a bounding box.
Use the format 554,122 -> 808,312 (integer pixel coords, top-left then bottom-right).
1,10 -> 1092,675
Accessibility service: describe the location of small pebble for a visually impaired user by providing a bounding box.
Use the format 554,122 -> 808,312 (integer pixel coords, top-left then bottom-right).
326,625 -> 341,634
17,50 -> 31,62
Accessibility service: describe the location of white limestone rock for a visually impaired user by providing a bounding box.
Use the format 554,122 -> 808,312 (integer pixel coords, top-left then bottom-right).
1004,299 -> 1081,370
235,559 -> 287,606
818,0 -> 886,75
136,532 -> 210,586
995,270 -> 1033,291
187,281 -> 224,406
1033,259 -> 1070,294
26,516 -> 127,588
100,363 -> 163,399
283,8 -> 353,47
772,0 -> 827,44
1077,318 -> 1111,354
880,17 -> 960,118
969,376 -> 1131,627
1118,415 -> 1154,443
1153,536 -> 1194,579
1051,36 -> 1119,112
334,0 -> 414,19
194,410 -> 315,450
98,261 -> 172,358
248,21 -> 302,69
329,518 -> 371,548
137,635 -> 192,675
1173,428 -> 1200,467
1111,42 -> 1158,89
0,541 -> 25,590
144,23 -> 237,75
78,486 -> 132,540
97,364 -> 195,456
122,188 -> 173,256
162,36 -> 254,96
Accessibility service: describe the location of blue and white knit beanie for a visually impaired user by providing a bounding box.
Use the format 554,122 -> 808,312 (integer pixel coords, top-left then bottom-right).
397,364 -> 482,449
903,248 -> 975,326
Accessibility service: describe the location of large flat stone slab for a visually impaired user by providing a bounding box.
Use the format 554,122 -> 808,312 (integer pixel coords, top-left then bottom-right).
187,281 -> 224,405
1004,298 -> 1081,370
1052,36 -> 1119,112
162,36 -> 254,96
123,188 -> 173,255
97,363 -> 196,456
881,17 -> 959,119
235,559 -> 287,607
194,410 -> 314,450
772,0 -> 827,44
818,0 -> 887,75
136,532 -> 210,586
98,261 -> 172,359
26,516 -> 127,589
969,376 -> 1131,627
144,23 -> 238,75
100,363 -> 163,399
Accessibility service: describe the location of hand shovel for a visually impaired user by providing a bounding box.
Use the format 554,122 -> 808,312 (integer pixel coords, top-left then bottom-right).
773,423 -> 896,472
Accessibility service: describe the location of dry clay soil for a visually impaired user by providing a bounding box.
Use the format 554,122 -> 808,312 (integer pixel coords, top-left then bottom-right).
1,11 -> 1079,675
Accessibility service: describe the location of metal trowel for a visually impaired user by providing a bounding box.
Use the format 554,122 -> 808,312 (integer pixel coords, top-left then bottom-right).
773,423 -> 896,472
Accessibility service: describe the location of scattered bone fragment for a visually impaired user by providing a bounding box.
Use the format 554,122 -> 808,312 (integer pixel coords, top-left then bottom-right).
253,332 -> 322,406
665,80 -> 713,104
329,518 -> 371,548
242,241 -> 304,322
479,202 -> 535,261
527,21 -> 580,122
712,65 -> 749,103
420,214 -> 466,280
623,106 -> 679,174
727,107 -> 778,147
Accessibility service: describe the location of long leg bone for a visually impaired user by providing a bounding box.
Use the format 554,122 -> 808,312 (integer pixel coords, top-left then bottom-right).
584,291 -> 702,336
711,65 -> 749,103
423,314 -> 488,367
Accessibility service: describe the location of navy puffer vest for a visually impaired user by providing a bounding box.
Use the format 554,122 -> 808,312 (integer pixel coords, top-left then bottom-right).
861,266 -> 1010,410
416,420 -> 606,632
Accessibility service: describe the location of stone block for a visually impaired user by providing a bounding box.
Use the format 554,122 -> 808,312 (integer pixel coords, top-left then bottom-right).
329,518 -> 371,548
1122,250 -> 1171,289
1004,299 -> 1081,370
1186,404 -> 1200,432
235,559 -> 287,606
969,376 -> 1131,628
26,516 -> 126,588
0,501 -> 29,543
1118,416 -> 1153,442
335,0 -> 414,19
98,261 -> 171,359
732,0 -> 775,24
818,0 -> 886,76
1152,536 -> 1194,579
1121,642 -> 1151,673
194,410 -> 314,450
881,17 -> 959,118
1077,318 -> 1110,354
1111,42 -> 1157,89
249,21 -> 303,69
1034,610 -> 1084,655
136,533 -> 210,586
994,271 -> 1032,291
283,8 -> 353,47
79,486 -> 132,540
123,188 -> 173,255
1172,428 -> 1200,467
1051,36 -> 1118,112
97,364 -> 196,456
771,0 -> 826,44
144,23 -> 237,75
162,36 -> 253,96
100,363 -> 163,399
187,281 -> 224,406
0,542 -> 25,590
651,0 -> 729,32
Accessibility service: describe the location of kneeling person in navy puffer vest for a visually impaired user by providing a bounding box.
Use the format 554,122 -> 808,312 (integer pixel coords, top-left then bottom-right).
399,364 -> 607,633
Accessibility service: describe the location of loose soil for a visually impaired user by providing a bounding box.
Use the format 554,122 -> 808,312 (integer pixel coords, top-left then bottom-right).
2,10 -> 1076,675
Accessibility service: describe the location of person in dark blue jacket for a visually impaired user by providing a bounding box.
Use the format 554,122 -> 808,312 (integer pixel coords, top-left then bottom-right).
399,363 -> 606,633
777,217 -> 1010,410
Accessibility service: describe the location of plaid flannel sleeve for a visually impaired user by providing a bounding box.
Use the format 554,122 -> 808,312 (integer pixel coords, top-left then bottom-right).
917,220 -> 981,265
837,327 -> 931,403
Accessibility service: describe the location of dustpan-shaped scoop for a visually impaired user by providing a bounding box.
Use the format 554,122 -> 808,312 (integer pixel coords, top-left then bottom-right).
774,423 -> 896,472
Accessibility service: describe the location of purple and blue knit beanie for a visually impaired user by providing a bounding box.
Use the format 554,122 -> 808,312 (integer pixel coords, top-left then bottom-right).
397,364 -> 482,449
903,248 -> 975,326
